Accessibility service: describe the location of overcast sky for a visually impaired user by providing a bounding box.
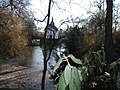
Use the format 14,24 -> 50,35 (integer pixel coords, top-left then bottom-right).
29,0 -> 92,29
29,0 -> 120,30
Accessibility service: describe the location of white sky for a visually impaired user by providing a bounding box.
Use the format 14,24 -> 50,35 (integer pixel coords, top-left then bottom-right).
29,0 -> 92,30
29,0 -> 120,30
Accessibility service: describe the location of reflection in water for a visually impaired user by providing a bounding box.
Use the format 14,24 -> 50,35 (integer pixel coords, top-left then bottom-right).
28,46 -> 44,70
28,46 -> 58,70
27,46 -> 65,70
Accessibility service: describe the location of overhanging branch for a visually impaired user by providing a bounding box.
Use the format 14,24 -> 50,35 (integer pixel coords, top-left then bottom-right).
34,14 -> 48,22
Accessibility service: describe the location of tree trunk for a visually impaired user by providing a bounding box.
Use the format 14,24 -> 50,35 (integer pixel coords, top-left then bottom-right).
41,60 -> 47,90
105,0 -> 113,63
41,0 -> 52,89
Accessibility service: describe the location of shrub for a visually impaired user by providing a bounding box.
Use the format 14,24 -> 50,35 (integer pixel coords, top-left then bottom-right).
52,49 -> 120,90
61,25 -> 88,59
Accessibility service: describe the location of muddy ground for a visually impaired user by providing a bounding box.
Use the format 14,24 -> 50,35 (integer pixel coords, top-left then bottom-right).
0,60 -> 56,90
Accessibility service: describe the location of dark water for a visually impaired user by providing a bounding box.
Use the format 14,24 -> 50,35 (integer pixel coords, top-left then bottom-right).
26,46 -> 44,70
26,46 -> 59,70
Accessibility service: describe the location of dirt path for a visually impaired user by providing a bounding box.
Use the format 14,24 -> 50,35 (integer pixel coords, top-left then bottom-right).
0,63 -> 56,90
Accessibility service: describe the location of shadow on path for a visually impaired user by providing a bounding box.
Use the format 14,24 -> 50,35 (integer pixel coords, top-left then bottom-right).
0,63 -> 56,90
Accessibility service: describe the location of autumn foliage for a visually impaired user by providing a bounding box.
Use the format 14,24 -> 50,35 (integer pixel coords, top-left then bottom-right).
0,8 -> 31,59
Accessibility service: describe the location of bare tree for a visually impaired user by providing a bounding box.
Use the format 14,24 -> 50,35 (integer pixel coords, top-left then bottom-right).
0,0 -> 31,18
41,0 -> 52,89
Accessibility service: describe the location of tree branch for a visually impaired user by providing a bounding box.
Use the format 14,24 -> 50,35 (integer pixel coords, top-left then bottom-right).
34,14 -> 48,22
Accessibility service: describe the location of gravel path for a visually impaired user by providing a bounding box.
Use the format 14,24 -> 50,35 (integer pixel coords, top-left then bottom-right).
0,63 -> 56,90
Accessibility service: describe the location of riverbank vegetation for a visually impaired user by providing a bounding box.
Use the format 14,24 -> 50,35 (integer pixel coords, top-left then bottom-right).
51,24 -> 120,90
51,0 -> 120,90
0,0 -> 36,59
